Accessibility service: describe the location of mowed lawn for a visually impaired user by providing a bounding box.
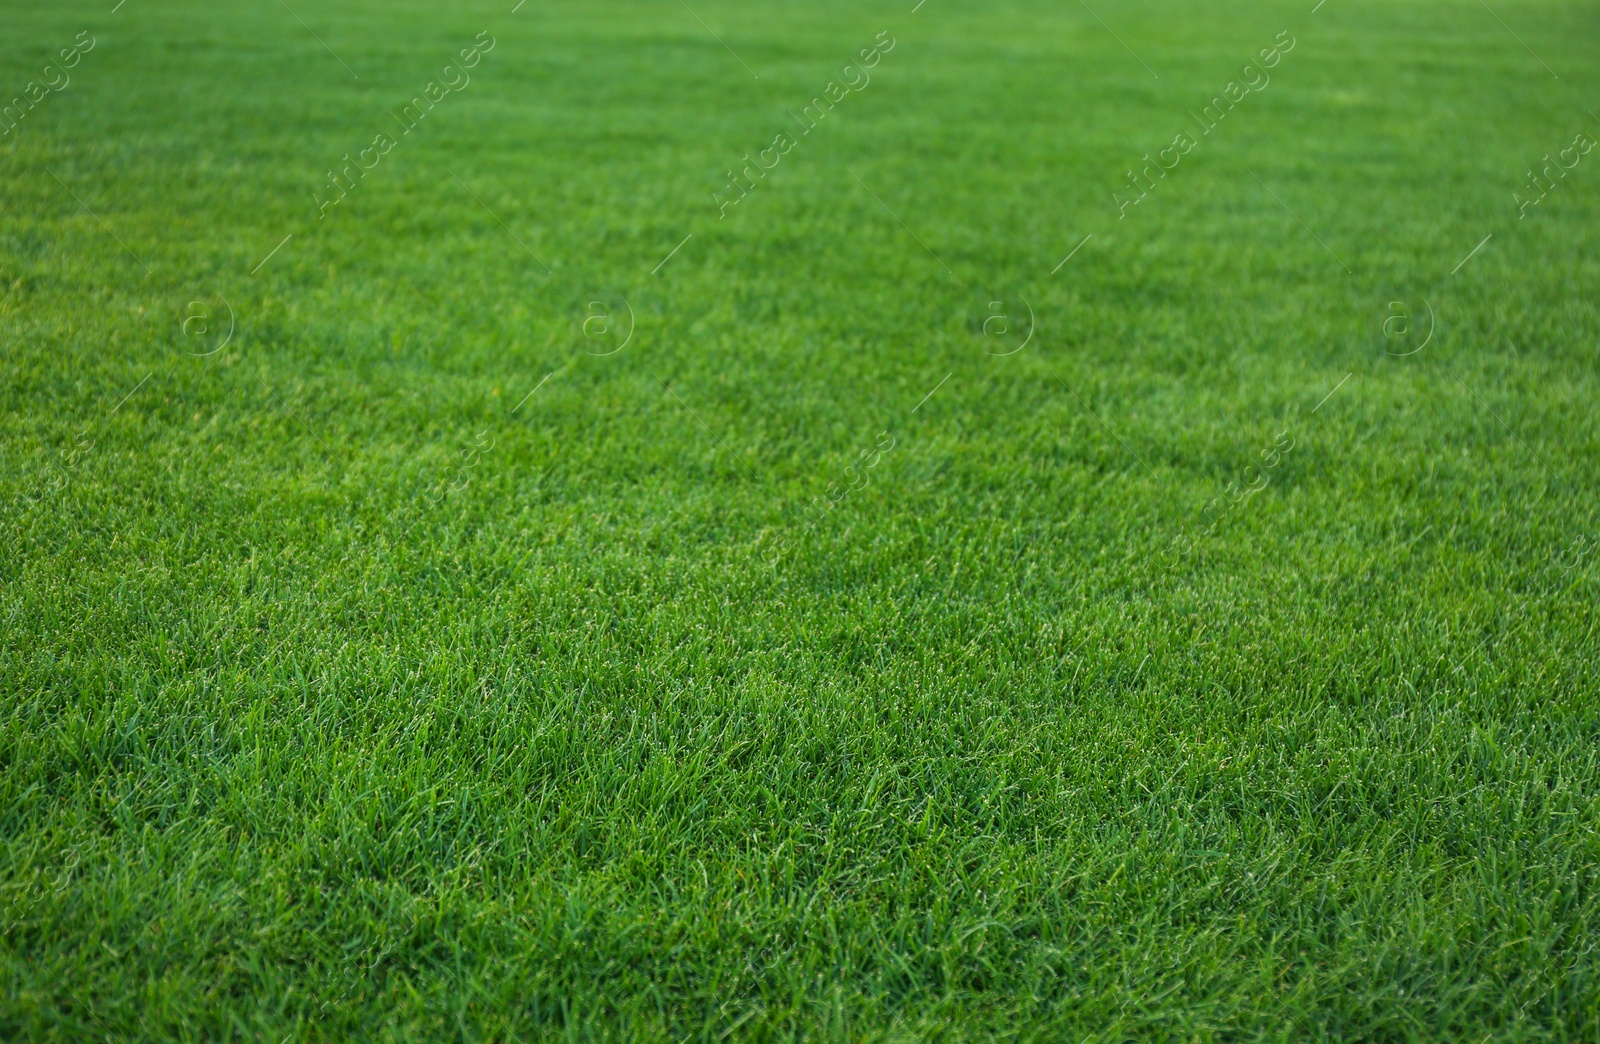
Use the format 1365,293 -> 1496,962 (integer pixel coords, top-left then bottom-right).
3,0 -> 1599,1037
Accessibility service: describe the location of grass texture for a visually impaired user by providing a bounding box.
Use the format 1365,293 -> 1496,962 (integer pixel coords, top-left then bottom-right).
2,0 -> 1599,1038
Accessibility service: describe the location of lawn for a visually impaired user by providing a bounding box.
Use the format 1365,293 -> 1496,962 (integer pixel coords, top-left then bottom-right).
2,0 -> 1598,1038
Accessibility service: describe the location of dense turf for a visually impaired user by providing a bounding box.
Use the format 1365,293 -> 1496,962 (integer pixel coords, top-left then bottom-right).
3,0 -> 1599,1038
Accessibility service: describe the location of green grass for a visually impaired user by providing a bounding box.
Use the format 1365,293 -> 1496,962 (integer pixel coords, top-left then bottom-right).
3,0 -> 1599,1038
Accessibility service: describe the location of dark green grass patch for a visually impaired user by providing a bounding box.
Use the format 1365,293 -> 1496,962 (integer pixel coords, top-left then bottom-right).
3,0 -> 1599,1038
